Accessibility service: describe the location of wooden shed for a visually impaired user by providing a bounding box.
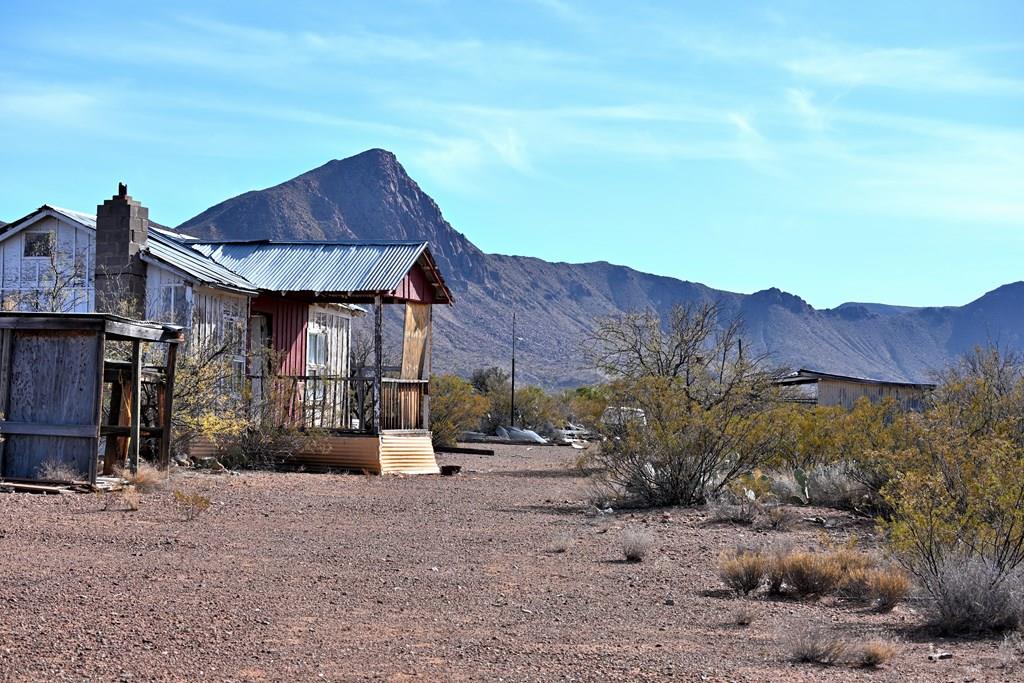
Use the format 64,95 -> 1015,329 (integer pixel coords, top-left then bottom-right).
776,369 -> 935,411
0,312 -> 183,485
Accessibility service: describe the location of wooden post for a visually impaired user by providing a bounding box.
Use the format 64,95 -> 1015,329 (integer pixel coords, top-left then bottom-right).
158,342 -> 177,469
102,378 -> 124,476
373,295 -> 383,435
0,329 -> 12,475
421,306 -> 432,431
128,340 -> 142,474
90,331 -> 106,485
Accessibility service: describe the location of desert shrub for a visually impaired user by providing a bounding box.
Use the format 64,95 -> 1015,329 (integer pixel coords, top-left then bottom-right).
621,528 -> 654,562
581,302 -> 791,507
586,375 -> 789,507
173,489 -> 211,521
999,632 -> 1024,672
867,567 -> 911,612
847,640 -> 896,669
430,374 -> 489,448
922,557 -> 1024,634
789,627 -> 847,665
719,547 -> 768,595
877,347 -> 1024,634
781,551 -> 843,597
759,504 -> 798,531
706,493 -> 760,525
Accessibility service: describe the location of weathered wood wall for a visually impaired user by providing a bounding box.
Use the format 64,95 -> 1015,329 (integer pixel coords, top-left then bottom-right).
0,329 -> 102,480
817,379 -> 928,411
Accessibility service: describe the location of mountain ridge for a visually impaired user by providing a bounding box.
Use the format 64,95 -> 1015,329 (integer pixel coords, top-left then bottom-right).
178,149 -> 1024,388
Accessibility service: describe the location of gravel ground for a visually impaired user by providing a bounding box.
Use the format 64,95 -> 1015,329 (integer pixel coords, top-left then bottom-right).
0,444 -> 1015,682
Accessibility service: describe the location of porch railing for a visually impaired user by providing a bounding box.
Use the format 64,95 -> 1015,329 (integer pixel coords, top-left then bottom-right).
248,375 -> 428,433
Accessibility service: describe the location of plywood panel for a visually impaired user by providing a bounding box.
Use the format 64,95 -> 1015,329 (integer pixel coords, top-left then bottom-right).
2,329 -> 100,479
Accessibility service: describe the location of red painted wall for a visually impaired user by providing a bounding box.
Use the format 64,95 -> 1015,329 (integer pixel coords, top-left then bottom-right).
251,295 -> 308,376
392,263 -> 437,304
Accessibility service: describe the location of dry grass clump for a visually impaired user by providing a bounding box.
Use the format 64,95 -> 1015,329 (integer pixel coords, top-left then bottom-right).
731,604 -> 758,626
621,528 -> 654,562
716,544 -> 911,612
847,640 -> 897,669
790,627 -> 848,665
759,505 -> 798,531
781,551 -> 844,597
37,459 -> 83,482
719,547 -> 768,595
706,496 -> 759,525
124,462 -> 167,492
546,532 -> 573,554
867,566 -> 911,612
122,488 -> 141,511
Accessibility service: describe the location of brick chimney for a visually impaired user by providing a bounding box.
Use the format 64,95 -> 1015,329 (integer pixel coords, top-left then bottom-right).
94,183 -> 148,318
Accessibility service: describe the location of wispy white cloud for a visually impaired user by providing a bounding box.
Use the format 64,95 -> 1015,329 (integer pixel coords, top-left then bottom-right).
784,46 -> 1023,94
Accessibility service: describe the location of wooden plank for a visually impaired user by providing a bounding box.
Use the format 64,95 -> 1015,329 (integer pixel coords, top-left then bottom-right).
434,445 -> 495,455
100,425 -> 164,437
104,319 -> 184,343
90,331 -> 105,485
0,328 -> 11,474
0,422 -> 95,437
128,339 -> 142,474
158,341 -> 177,469
0,317 -> 104,332
102,378 -> 123,476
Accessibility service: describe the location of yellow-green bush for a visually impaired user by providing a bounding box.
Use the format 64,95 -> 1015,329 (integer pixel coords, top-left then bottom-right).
429,374 -> 489,448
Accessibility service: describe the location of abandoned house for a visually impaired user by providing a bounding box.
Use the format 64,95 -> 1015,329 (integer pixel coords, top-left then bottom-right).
776,368 -> 935,411
0,184 -> 453,474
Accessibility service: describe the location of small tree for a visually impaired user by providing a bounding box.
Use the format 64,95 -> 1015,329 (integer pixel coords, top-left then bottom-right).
583,302 -> 787,506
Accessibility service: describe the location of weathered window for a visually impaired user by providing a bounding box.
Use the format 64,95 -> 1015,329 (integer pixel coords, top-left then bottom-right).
23,232 -> 55,258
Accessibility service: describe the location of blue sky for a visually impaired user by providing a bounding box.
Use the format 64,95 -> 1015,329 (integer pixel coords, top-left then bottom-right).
1,1 -> 1021,308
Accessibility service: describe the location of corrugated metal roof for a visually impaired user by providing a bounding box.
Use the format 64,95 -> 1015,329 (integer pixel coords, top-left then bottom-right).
147,228 -> 257,293
189,240 -> 431,294
29,207 -> 257,293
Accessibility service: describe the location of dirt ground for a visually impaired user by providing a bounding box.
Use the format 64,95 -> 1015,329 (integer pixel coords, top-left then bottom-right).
0,445 -> 1016,682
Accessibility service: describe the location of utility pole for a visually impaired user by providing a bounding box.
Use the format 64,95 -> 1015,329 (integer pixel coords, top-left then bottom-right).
510,310 -> 516,427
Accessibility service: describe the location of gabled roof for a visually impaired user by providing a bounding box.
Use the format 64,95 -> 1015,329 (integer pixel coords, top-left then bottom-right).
146,228 -> 257,294
776,368 -> 935,390
0,205 -> 453,304
0,205 -> 258,295
189,240 -> 453,304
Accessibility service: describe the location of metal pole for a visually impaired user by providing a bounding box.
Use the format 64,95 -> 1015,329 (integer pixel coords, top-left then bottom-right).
510,310 -> 516,427
373,295 -> 383,435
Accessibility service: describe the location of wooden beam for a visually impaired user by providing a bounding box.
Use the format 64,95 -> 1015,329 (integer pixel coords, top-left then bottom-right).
128,339 -> 142,474
0,422 -> 96,438
159,343 -> 178,469
373,295 -> 383,436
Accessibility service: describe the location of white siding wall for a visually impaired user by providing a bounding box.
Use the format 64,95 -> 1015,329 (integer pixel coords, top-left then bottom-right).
192,286 -> 250,377
0,215 -> 94,312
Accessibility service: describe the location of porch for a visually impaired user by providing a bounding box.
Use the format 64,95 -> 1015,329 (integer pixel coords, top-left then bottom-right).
188,239 -> 454,475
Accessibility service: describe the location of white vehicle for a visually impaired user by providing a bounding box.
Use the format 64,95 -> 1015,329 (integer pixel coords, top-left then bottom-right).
600,406 -> 648,428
